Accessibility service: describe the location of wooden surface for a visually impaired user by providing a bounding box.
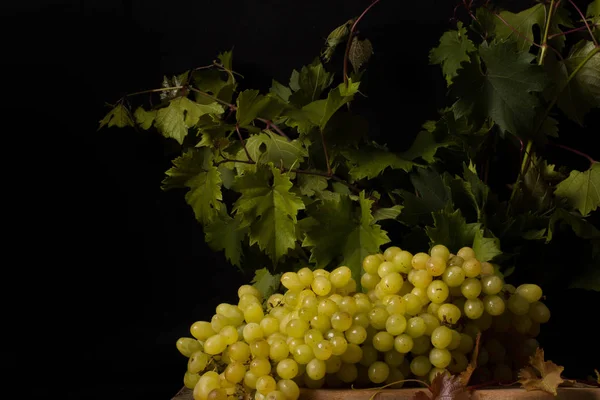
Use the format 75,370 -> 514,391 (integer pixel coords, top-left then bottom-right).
172,386 -> 600,400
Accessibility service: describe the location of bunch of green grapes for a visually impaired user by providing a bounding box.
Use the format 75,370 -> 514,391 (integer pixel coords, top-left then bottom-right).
176,244 -> 551,400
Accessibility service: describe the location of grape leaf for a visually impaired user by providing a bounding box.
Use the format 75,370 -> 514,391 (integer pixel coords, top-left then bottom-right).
556,40 -> 600,126
413,373 -> 471,400
426,208 -> 481,253
319,80 -> 361,130
518,348 -> 566,396
270,80 -> 292,102
236,90 -> 286,127
396,168 -> 453,226
349,37 -> 373,73
429,21 -> 476,86
204,207 -> 247,267
155,97 -> 224,144
243,131 -> 308,169
289,58 -> 334,106
217,50 -> 233,70
297,174 -> 329,197
232,165 -> 305,264
195,114 -> 236,148
162,148 -> 223,225
547,208 -> 600,243
589,0 -> 600,17
472,229 -> 502,262
342,145 -> 415,181
373,205 -> 403,222
134,107 -> 156,130
554,163 -> 600,216
251,268 -> 282,300
451,41 -> 548,139
321,19 -> 353,63
98,103 -> 134,129
401,130 -> 453,163
302,192 -> 390,282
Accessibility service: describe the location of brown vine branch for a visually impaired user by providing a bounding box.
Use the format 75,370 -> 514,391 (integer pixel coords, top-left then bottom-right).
343,0 -> 380,86
549,142 -> 597,166
257,118 -> 290,140
567,0 -> 599,47
548,23 -> 600,39
236,124 -> 254,162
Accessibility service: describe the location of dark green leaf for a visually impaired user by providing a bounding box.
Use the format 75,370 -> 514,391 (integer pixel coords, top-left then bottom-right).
99,103 -> 134,129
289,58 -> 334,106
400,130 -> 453,163
547,208 -> 600,243
342,145 -> 415,181
205,207 -> 247,267
373,206 -> 404,222
554,162 -> 600,216
270,80 -> 292,102
425,208 -> 480,253
429,21 -> 477,85
236,90 -> 286,127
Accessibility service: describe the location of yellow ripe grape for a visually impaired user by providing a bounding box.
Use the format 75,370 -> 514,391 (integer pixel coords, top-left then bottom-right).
211,315 -> 231,333
419,312 -> 440,336
256,375 -> 277,395
266,391 -> 287,400
313,340 -> 333,360
191,321 -> 216,341
410,269 -> 433,289
380,272 -> 404,294
311,314 -> 332,332
368,306 -> 389,330
330,266 -> 352,288
337,279 -> 357,296
311,276 -> 332,296
385,295 -> 406,315
204,334 -> 227,355
483,295 -> 506,316
220,325 -> 239,345
411,287 -> 430,306
480,262 -> 495,275
286,337 -> 304,352
353,312 -> 370,328
194,372 -> 220,400
339,296 -> 358,315
427,280 -> 449,304
184,371 -> 201,389
361,272 -> 380,290
442,266 -> 466,287
276,358 -> 299,379
461,278 -> 482,299
354,293 -> 372,313
313,269 -> 329,278
391,250 -> 414,273
437,303 -> 462,325
373,331 -> 395,352
328,293 -> 343,305
383,246 -> 402,261
228,341 -> 251,362
269,338 -> 290,361
304,329 -> 324,347
426,256 -> 447,276
394,334 -> 414,353
529,301 -> 551,323
377,261 -> 397,278
340,343 -> 363,364
336,362 -> 358,383
318,298 -> 339,317
462,258 -> 482,278
243,323 -> 264,342
292,344 -> 314,364
297,267 -> 314,287
430,244 -> 450,261
403,293 -> 423,316
457,247 -> 476,260
238,294 -> 261,312
330,335 -> 348,356
427,302 -> 441,316
331,311 -> 353,331
244,303 -> 264,324
267,294 -> 284,310
276,379 -> 300,400
429,367 -> 450,383
250,340 -> 271,358
250,357 -> 272,376
286,319 -> 309,339
188,351 -> 209,374
281,272 -> 305,292
260,316 -> 280,336
238,285 -> 263,301
516,284 -> 543,303
363,254 -> 383,274
345,324 -> 368,344
411,252 -> 430,270
374,284 -> 388,300
325,355 -> 342,374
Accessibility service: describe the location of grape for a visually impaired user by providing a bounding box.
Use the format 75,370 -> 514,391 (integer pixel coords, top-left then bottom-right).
386,314 -> 407,335
411,269 -> 433,289
276,359 -> 299,379
250,340 -> 270,358
211,315 -> 232,334
427,280 -> 450,304
384,246 -> 402,261
256,375 -> 277,395
426,256 -> 447,276
266,391 -> 287,400
430,244 -> 450,261
372,331 -> 395,352
406,316 -> 427,338
429,348 -> 452,368
456,333 -> 474,354
304,329 -> 323,347
456,247 -> 476,260
340,343 -> 363,364
412,252 -> 430,270
363,255 -> 382,274
508,294 -> 530,315
483,295 -> 506,316
529,301 -> 550,323
310,315 -> 331,332
442,266 -> 466,287
516,284 -> 543,303
411,335 -> 432,355
317,299 -> 338,317
238,295 -> 261,313
339,296 -> 358,315
228,341 -> 251,362
286,319 -> 308,339
377,261 -> 397,278
336,363 -> 358,383
207,388 -> 228,400
177,337 -> 203,357
380,272 -> 404,294
306,358 -> 327,380
359,344 -> 378,367
386,367 -> 405,388
313,269 -> 329,278
403,293 -> 423,315
330,266 -> 352,288
385,295 -> 406,315
384,350 -> 405,367
513,314 -> 533,334
448,351 -> 468,374
250,358 -> 272,376
427,302 -> 441,316
394,334 -> 414,353
225,362 -> 246,383
481,275 -> 503,295
325,355 -> 342,374
311,276 -> 332,296
368,361 -> 390,383
238,285 -> 263,300
368,307 -> 389,330
480,261 -> 495,276
353,312 -> 370,328
420,313 -> 440,336
431,326 -> 453,349
345,325 -> 368,344
276,379 -> 300,400
411,287 -> 430,306
191,321 -> 216,341
392,250 -> 414,273
464,298 -> 484,320
410,355 -> 432,377
313,340 -> 333,360
437,304 -> 461,325
331,312 -> 353,331
204,335 -> 227,355
448,255 -> 464,268
462,258 -> 482,278
195,373 -> 221,400
220,326 -> 239,345
461,278 -> 482,299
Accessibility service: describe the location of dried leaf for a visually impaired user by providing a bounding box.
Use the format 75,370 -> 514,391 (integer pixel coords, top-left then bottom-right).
413,373 -> 471,400
349,37 -> 373,72
459,332 -> 481,387
518,348 -> 566,396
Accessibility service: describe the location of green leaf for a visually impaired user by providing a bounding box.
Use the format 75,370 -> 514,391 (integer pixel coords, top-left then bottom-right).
321,19 -> 354,63
554,163 -> 600,216
373,205 -> 404,222
289,58 -> 334,106
472,229 -> 502,262
251,268 -> 282,300
243,131 -> 308,169
162,148 -> 223,225
429,21 -> 476,85
297,174 -> 329,197
98,103 -> 134,129
134,107 -> 156,130
400,130 -> 453,163
319,80 -> 361,130
232,165 -> 305,264
156,97 -> 224,144
411,168 -> 453,211
547,208 -> 600,243
349,37 -> 373,73
218,50 -> 233,70
451,41 -> 548,139
302,192 -> 390,282
205,208 -> 247,267
588,0 -> 600,17
556,41 -> 600,126
425,208 -> 480,253
192,69 -> 235,103
236,90 -> 286,127
342,144 -> 415,181
270,80 -> 292,102
463,162 -> 489,218
512,154 -> 558,214
195,114 -> 236,148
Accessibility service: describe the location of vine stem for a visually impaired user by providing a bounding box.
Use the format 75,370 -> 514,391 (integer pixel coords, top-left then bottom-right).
567,0 -> 599,47
343,0 -> 380,86
236,124 -> 253,162
549,23 -> 600,39
549,143 -> 597,166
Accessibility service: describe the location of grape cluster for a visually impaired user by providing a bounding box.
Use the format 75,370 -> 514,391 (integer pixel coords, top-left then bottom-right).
177,245 -> 551,400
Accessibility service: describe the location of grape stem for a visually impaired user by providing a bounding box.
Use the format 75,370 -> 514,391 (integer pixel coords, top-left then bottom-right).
236,124 -> 254,162
342,0 -> 380,87
567,0 -> 598,47
549,142 -> 597,166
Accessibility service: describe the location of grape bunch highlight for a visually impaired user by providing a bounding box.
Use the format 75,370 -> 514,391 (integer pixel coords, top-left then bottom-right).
176,244 -> 551,400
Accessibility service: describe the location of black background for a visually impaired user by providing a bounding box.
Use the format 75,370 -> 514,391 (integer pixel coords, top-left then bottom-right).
2,1 -> 598,399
